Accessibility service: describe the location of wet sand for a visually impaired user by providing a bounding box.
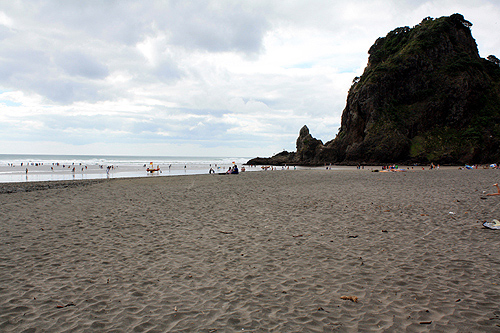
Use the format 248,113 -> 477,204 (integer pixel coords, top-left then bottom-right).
1,168 -> 500,332
0,163 -> 242,183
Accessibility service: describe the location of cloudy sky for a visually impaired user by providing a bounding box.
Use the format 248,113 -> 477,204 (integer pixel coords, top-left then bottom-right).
0,1 -> 499,157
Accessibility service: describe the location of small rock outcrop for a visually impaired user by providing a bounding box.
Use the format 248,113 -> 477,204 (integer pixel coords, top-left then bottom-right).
247,125 -> 325,166
248,14 -> 500,166
295,125 -> 323,163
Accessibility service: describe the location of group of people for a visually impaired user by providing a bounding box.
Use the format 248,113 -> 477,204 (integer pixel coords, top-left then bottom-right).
226,164 -> 239,174
208,164 -> 240,174
20,162 -> 92,174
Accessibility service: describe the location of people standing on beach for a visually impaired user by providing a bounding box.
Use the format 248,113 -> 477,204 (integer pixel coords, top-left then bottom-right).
487,183 -> 500,196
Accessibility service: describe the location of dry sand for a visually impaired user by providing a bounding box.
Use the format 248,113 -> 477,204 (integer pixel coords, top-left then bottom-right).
1,168 -> 500,332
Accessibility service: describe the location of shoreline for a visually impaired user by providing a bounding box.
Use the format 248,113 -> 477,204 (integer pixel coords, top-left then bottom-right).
1,158 -> 490,184
0,164 -> 488,191
0,154 -> 253,183
0,164 -> 260,184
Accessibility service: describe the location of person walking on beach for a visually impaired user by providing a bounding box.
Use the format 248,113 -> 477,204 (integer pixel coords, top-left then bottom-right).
487,183 -> 500,196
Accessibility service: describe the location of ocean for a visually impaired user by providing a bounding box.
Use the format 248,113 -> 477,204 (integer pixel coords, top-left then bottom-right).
0,154 -> 255,183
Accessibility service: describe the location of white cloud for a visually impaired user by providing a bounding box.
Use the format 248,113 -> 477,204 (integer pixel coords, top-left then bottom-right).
0,11 -> 13,28
0,0 -> 498,156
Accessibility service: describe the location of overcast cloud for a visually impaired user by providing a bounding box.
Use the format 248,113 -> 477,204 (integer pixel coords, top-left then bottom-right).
0,0 -> 499,157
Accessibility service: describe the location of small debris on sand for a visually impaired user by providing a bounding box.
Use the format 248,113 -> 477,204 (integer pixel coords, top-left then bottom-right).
340,296 -> 358,303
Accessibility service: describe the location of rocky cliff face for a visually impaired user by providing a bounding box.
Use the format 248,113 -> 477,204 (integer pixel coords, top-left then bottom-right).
248,14 -> 500,166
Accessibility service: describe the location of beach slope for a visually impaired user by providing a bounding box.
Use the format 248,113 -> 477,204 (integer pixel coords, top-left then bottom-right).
1,169 -> 500,331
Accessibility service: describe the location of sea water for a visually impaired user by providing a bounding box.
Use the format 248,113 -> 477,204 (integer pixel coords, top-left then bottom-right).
0,154 -> 255,183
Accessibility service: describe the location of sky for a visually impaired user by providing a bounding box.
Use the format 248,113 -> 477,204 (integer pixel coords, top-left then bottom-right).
0,1 -> 499,157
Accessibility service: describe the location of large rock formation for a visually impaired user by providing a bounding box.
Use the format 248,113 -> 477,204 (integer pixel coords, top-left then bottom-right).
248,14 -> 500,166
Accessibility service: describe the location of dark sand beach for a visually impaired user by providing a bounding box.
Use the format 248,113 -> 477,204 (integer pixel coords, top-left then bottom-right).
1,168 -> 500,332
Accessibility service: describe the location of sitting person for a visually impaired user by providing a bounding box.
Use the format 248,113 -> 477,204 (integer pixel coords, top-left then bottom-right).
487,183 -> 500,196
231,165 -> 239,174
